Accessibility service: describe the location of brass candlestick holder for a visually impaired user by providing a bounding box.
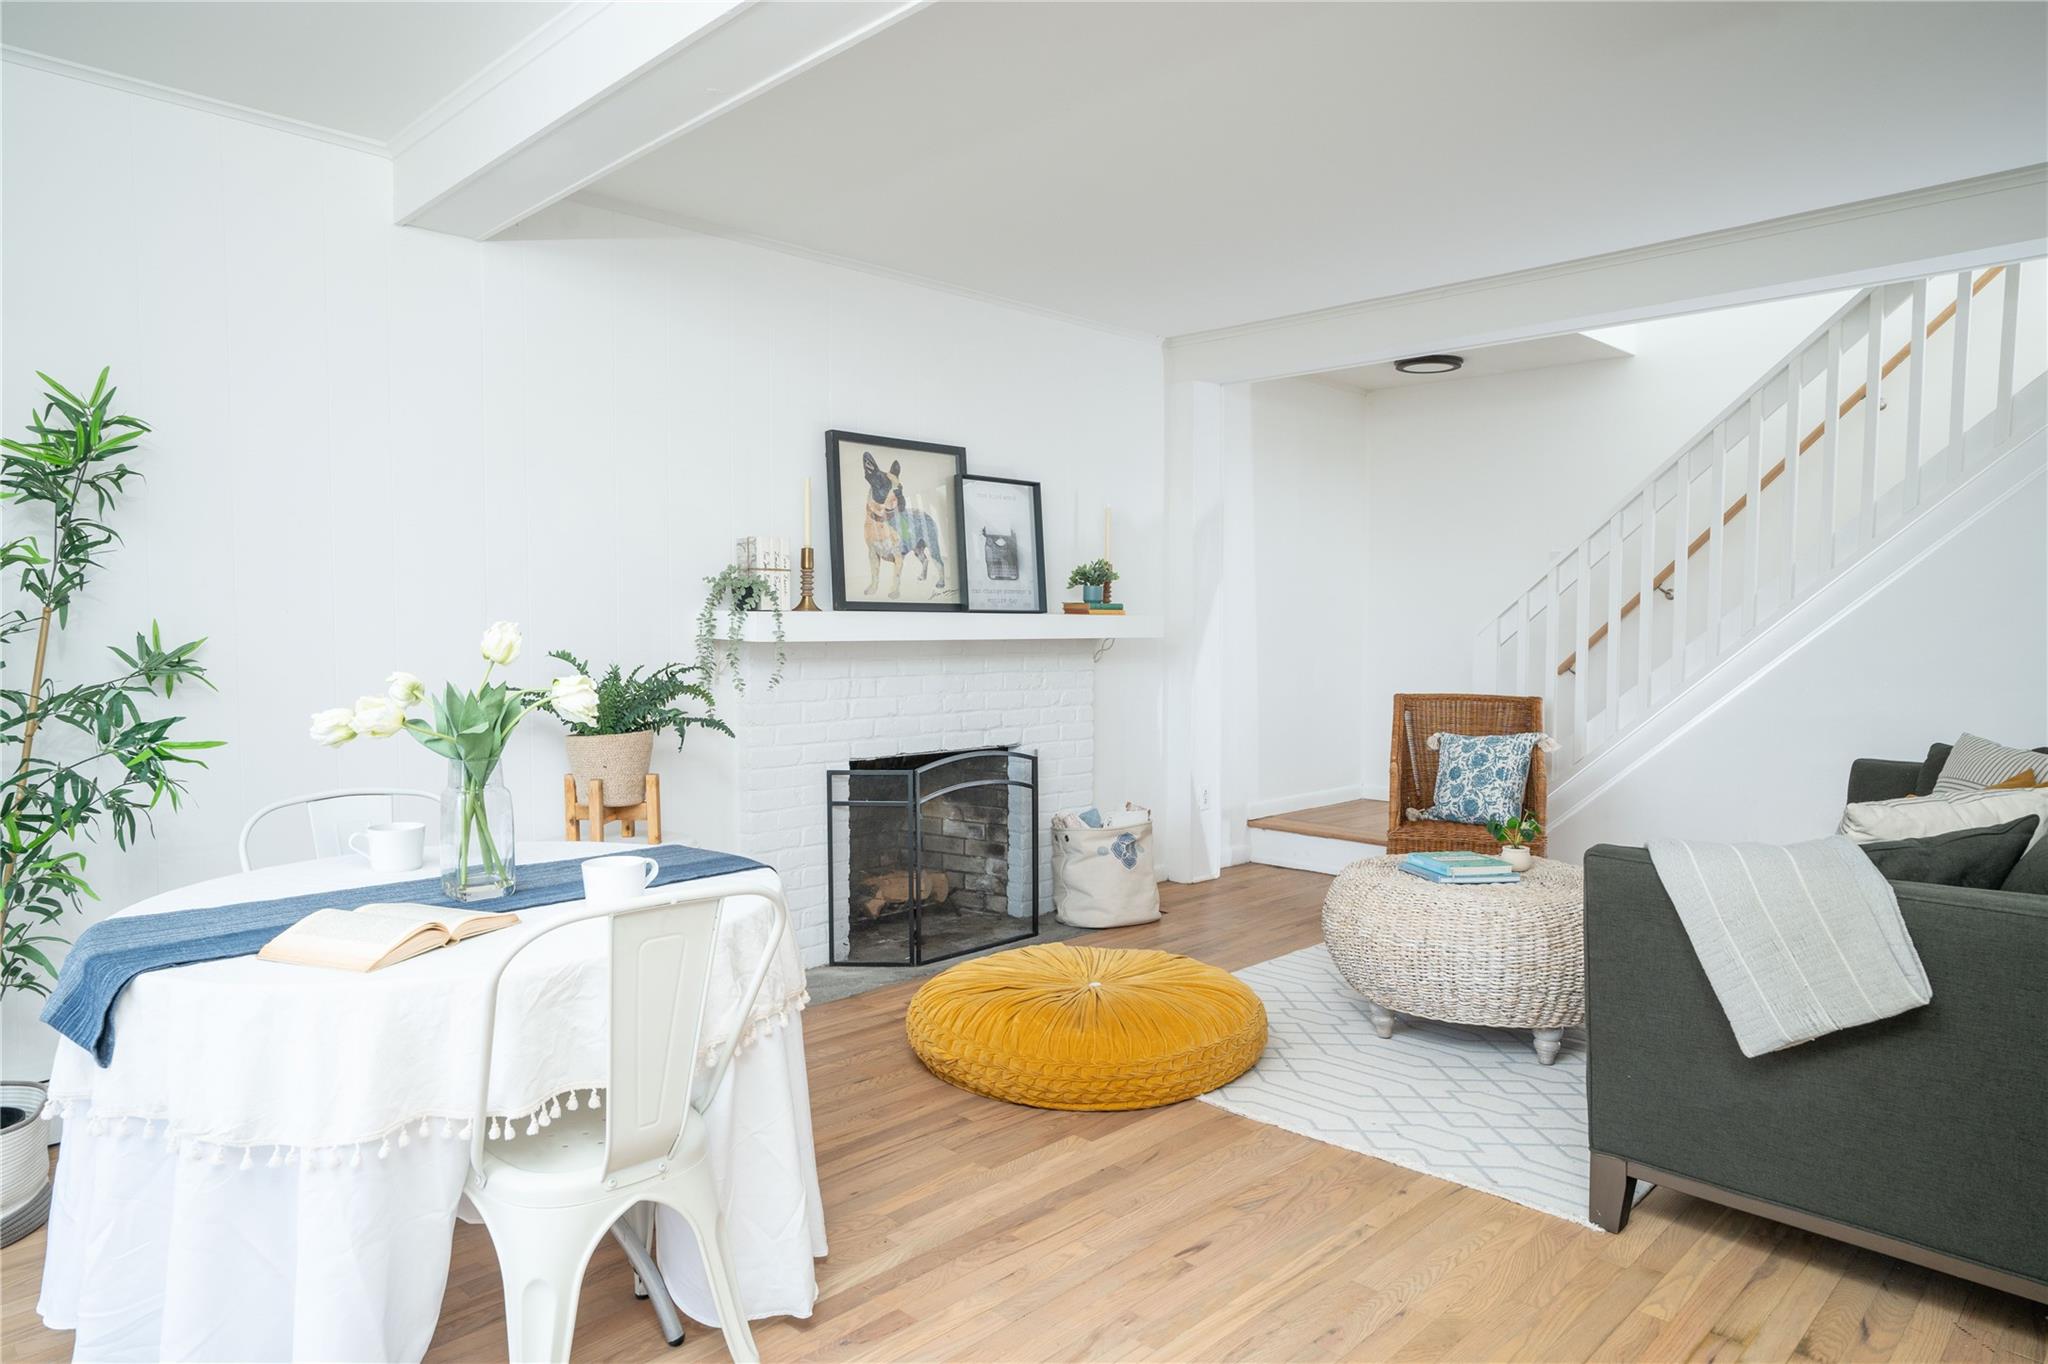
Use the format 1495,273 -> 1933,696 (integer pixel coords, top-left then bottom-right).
795,546 -> 822,611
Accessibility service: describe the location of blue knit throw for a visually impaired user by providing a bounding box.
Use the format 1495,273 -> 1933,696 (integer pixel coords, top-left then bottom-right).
42,844 -> 765,1066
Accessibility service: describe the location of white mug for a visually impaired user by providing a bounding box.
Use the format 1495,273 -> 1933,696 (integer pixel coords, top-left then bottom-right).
581,855 -> 660,906
349,821 -> 426,873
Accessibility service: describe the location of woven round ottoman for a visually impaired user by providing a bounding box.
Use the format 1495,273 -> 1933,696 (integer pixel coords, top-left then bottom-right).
904,942 -> 1267,1110
1322,855 -> 1585,1064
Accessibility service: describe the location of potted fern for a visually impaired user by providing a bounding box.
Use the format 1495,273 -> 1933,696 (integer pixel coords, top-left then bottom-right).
543,650 -> 734,805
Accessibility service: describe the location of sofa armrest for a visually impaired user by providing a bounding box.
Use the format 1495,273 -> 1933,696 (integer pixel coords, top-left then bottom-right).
1846,757 -> 1925,803
1584,845 -> 2048,1288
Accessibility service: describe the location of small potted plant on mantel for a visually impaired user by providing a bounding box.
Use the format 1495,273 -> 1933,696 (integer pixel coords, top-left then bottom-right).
1487,809 -> 1543,872
1067,558 -> 1119,605
543,649 -> 734,808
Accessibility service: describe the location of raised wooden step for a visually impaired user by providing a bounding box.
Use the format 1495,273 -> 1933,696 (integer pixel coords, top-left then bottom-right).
1247,798 -> 1389,846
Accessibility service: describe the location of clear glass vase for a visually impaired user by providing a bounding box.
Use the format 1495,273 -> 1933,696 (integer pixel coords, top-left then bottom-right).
441,759 -> 516,901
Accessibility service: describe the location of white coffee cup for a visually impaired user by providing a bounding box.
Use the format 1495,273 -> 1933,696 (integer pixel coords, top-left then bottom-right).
349,821 -> 426,873
581,855 -> 660,906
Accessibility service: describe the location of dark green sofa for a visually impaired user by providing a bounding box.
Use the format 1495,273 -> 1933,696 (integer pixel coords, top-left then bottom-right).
1583,753 -> 2048,1304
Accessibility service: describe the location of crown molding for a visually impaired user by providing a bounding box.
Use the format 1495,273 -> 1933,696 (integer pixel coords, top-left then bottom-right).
2,4 -> 601,161
1,45 -> 388,155
568,191 -> 1166,346
384,3 -> 607,157
1167,165 -> 2048,355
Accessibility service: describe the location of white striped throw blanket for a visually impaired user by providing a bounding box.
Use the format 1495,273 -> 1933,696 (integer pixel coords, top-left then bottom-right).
1646,836 -> 1931,1057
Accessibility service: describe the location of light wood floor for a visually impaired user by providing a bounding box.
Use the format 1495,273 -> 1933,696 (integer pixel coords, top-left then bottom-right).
1247,798 -> 1390,846
5,864 -> 2043,1362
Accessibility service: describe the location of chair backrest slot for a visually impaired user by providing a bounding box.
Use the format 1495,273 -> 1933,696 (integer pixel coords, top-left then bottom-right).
606,900 -> 722,1178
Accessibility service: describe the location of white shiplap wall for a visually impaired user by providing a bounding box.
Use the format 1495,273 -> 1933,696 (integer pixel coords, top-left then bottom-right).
0,65 -> 1167,1074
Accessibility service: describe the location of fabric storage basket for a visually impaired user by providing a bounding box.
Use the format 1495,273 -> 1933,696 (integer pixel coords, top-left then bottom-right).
1053,803 -> 1161,928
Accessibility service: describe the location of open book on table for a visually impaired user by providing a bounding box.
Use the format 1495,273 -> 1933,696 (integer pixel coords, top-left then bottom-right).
258,903 -> 517,972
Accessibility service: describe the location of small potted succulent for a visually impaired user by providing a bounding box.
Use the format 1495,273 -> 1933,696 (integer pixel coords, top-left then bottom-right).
1067,558 -> 1119,605
543,650 -> 734,806
1487,809 -> 1543,872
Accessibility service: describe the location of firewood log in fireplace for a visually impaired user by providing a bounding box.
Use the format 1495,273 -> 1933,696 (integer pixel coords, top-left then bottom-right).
857,870 -> 953,919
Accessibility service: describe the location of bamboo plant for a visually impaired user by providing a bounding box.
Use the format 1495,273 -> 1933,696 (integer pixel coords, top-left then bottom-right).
1,369 -> 221,996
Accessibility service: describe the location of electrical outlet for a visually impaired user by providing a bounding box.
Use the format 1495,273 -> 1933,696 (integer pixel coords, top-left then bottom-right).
1199,787 -> 1213,810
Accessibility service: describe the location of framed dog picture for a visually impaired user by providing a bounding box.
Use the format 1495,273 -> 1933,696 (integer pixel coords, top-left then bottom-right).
824,431 -> 967,611
957,475 -> 1046,613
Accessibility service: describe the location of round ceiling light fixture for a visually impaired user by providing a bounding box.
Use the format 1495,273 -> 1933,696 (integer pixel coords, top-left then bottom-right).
1393,354 -> 1464,375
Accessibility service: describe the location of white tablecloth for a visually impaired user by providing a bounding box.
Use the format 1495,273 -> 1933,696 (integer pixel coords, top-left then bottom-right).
35,842 -> 826,1362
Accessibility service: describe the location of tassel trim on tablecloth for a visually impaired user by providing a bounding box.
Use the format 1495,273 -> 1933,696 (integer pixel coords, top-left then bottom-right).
39,986 -> 812,1172
37,1085 -> 606,1171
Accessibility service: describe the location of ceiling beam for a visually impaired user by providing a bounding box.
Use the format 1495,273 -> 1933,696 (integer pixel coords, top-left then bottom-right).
1165,166 -> 2048,386
394,0 -> 922,240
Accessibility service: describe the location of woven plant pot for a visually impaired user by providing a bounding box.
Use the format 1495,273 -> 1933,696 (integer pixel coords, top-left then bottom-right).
0,1081 -> 50,1248
565,729 -> 655,805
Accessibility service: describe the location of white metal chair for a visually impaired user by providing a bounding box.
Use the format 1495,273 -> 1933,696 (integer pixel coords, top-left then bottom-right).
236,788 -> 437,871
464,873 -> 789,1364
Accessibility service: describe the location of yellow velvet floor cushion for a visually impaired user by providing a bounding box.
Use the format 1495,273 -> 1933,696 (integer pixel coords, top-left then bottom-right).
904,942 -> 1268,1111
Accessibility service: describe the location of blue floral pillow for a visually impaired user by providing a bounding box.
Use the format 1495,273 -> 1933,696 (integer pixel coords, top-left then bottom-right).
1410,731 -> 1548,826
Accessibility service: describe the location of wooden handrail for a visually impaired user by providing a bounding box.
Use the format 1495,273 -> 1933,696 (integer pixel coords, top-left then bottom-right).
1555,265 -> 2002,676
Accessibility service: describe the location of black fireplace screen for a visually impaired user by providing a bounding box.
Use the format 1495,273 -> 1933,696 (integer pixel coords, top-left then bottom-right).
827,747 -> 1039,966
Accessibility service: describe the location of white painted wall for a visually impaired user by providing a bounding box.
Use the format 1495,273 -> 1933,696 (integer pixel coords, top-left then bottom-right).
1550,460 -> 2047,859
0,67 -> 1165,1075
1244,378 -> 1372,818
1354,295 -> 1853,796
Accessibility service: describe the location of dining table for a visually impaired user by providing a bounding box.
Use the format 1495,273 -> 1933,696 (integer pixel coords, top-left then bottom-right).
34,840 -> 826,1364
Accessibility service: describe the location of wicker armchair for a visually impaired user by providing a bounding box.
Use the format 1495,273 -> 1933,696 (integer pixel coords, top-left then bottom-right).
1385,693 -> 1549,858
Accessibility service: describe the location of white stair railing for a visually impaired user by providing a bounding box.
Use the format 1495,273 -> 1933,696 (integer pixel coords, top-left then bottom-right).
1475,259 -> 2045,778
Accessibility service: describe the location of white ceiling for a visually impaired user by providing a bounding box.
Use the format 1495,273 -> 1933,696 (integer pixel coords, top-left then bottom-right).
0,1 -> 576,143
591,1 -> 2048,336
1313,331 -> 1635,394
3,2 -> 2042,337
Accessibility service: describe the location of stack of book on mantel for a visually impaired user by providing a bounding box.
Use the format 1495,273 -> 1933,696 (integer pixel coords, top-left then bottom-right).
1398,851 -> 1521,885
1062,601 -> 1126,615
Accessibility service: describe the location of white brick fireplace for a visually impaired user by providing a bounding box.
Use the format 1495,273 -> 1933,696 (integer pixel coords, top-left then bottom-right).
730,639 -> 1097,966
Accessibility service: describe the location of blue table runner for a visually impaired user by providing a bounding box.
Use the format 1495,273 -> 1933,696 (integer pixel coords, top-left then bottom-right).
41,844 -> 765,1066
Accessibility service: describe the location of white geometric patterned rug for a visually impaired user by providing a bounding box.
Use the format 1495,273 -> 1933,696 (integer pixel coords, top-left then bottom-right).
1200,945 -> 1604,1226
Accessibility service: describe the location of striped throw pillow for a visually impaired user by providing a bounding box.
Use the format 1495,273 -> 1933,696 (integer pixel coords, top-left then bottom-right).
1931,733 -> 2048,795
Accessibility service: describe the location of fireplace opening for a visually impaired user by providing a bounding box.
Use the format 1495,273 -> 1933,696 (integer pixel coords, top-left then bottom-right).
827,747 -> 1039,966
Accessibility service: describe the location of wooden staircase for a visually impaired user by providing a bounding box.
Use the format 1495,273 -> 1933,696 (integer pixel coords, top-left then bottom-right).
1475,259 -> 2045,789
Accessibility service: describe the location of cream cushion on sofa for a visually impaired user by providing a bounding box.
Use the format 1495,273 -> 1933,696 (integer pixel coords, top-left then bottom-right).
1840,788 -> 2048,851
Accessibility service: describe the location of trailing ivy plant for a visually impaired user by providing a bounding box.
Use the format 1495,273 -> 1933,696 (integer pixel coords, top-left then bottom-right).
540,649 -> 734,748
1,369 -> 221,997
693,566 -> 785,695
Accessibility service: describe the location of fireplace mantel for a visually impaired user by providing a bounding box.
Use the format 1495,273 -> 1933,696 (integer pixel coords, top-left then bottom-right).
722,612 -> 1161,644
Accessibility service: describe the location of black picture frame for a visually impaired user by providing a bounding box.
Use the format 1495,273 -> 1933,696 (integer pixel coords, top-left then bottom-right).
956,474 -> 1048,614
824,430 -> 968,612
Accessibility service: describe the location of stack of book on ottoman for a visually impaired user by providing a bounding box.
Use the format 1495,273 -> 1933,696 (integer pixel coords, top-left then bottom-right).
1398,851 -> 1520,884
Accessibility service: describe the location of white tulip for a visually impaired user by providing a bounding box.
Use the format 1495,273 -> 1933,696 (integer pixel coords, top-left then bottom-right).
479,621 -> 523,666
308,708 -> 357,748
386,671 -> 426,707
350,695 -> 406,740
548,674 -> 601,727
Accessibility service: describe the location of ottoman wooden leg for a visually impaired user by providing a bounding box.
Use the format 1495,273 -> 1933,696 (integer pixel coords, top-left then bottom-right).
1533,1028 -> 1564,1065
1367,1002 -> 1396,1039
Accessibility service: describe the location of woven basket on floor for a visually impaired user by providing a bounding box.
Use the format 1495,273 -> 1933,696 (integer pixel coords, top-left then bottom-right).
1322,856 -> 1584,1030
905,943 -> 1267,1111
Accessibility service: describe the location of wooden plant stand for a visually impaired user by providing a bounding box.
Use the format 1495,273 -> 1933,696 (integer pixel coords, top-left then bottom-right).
563,773 -> 662,844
